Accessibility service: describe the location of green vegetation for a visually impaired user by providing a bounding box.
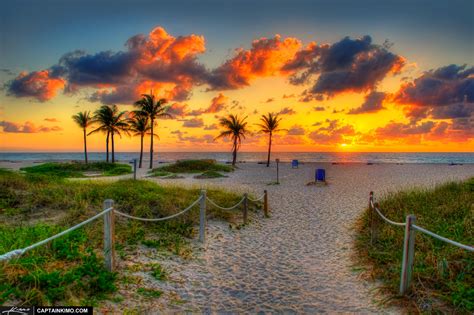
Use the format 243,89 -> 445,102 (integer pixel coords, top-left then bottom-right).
355,178 -> 474,313
148,170 -> 173,177
194,170 -> 227,179
154,159 -> 233,174
0,170 -> 248,305
20,162 -> 132,178
149,263 -> 167,281
137,287 -> 163,298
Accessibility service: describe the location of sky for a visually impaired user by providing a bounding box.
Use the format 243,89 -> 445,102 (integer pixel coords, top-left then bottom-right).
0,0 -> 473,152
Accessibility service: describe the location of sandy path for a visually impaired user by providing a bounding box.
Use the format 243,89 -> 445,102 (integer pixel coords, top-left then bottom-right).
120,162 -> 473,313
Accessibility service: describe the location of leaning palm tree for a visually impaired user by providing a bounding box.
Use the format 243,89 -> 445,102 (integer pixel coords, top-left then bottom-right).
257,113 -> 285,167
128,111 -> 156,168
72,111 -> 92,164
108,105 -> 129,163
215,114 -> 249,166
134,93 -> 171,169
89,105 -> 114,162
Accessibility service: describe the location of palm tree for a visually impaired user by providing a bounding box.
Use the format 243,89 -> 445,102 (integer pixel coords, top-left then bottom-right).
72,111 -> 92,164
134,93 -> 171,169
128,111 -> 157,168
215,114 -> 249,166
257,113 -> 285,167
89,105 -> 114,162
108,105 -> 129,163
89,105 -> 129,163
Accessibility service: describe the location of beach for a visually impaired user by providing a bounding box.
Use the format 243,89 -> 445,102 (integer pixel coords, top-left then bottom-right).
1,161 -> 473,312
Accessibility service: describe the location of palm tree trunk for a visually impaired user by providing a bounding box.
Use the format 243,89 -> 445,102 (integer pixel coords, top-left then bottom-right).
83,128 -> 88,164
111,131 -> 115,163
139,134 -> 144,168
232,138 -> 237,166
266,132 -> 272,167
149,119 -> 154,169
106,131 -> 109,163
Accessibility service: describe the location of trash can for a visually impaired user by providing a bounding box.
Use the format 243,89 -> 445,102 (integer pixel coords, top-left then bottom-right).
291,159 -> 299,168
316,169 -> 325,182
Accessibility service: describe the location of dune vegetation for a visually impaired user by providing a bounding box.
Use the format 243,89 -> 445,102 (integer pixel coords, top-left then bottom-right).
0,169 -> 252,306
355,178 -> 474,313
151,159 -> 233,175
20,162 -> 132,178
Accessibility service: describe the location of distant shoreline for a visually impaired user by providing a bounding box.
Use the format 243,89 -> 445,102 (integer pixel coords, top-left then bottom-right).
1,151 -> 473,165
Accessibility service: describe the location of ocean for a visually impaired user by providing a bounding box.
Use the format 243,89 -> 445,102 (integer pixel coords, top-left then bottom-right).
1,152 -> 473,164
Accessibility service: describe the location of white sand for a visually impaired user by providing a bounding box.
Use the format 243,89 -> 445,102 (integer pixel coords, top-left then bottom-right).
3,161 -> 473,313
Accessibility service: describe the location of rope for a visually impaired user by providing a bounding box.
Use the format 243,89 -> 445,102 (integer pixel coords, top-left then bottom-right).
412,224 -> 474,252
370,193 -> 473,252
206,196 -> 245,210
114,196 -> 202,222
0,207 -> 114,262
247,193 -> 265,202
370,199 -> 406,227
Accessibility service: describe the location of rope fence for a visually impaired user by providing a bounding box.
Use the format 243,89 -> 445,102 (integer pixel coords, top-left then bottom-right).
0,189 -> 269,272
368,191 -> 473,295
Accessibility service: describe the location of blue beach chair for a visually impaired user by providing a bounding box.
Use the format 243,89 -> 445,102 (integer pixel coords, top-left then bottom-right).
315,168 -> 326,182
291,159 -> 299,169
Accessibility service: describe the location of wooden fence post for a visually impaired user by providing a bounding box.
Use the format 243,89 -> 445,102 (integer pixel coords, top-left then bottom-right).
243,193 -> 248,225
369,191 -> 374,245
400,214 -> 416,295
199,190 -> 206,243
103,199 -> 115,272
263,190 -> 269,217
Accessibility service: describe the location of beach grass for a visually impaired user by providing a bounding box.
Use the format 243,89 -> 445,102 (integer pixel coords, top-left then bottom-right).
154,159 -> 233,174
20,162 -> 132,178
355,178 -> 474,313
0,169 -> 248,305
194,170 -> 227,179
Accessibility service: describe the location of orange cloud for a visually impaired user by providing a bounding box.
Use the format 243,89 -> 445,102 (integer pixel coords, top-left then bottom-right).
0,120 -> 63,133
7,70 -> 65,101
207,35 -> 302,89
207,93 -> 228,113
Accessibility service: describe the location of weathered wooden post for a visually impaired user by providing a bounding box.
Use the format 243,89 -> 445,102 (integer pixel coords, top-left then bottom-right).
400,214 -> 416,295
103,199 -> 115,272
369,191 -> 374,245
199,190 -> 206,243
263,190 -> 269,217
243,193 -> 248,225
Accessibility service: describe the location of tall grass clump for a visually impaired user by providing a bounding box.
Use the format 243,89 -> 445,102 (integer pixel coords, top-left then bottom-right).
355,178 -> 474,313
0,170 -> 248,305
20,162 -> 132,178
154,159 -> 233,173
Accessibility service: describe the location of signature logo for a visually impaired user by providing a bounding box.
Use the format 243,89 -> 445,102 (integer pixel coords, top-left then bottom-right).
1,307 -> 31,315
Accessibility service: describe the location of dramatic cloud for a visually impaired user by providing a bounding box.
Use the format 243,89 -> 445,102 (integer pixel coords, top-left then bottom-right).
7,26 -> 207,104
207,35 -> 301,90
206,93 -> 228,113
348,91 -> 386,114
44,117 -> 60,122
313,106 -> 325,111
308,119 -> 356,144
287,125 -> 306,135
7,70 -> 66,101
0,120 -> 62,133
394,64 -> 474,121
284,36 -> 405,98
182,118 -> 204,128
167,103 -> 188,117
373,119 -> 473,144
278,107 -> 296,115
